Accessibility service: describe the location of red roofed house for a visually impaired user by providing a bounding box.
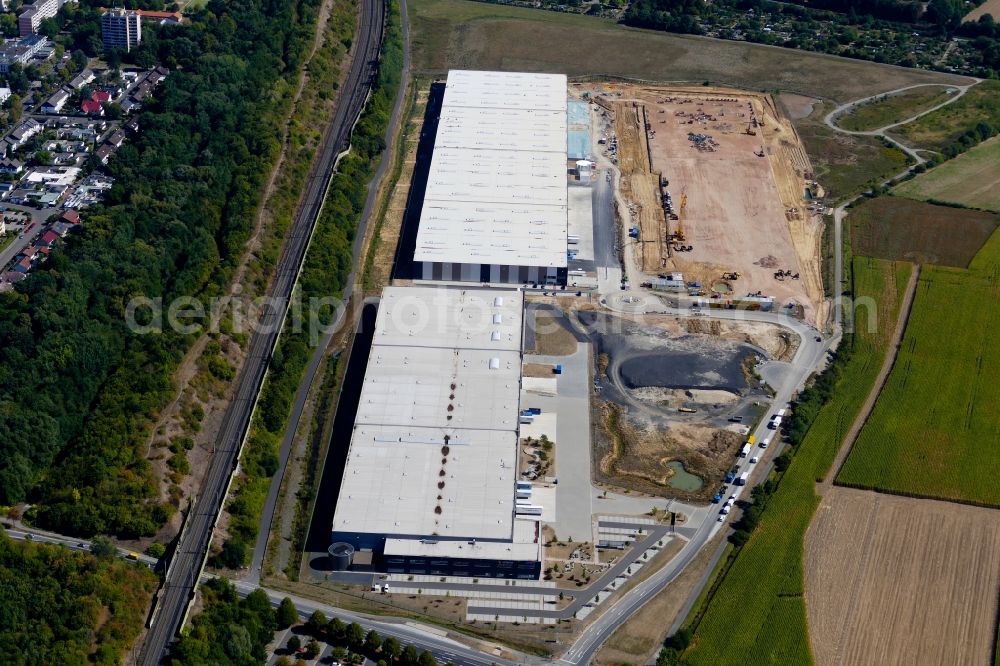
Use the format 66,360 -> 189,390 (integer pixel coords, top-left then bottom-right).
81,100 -> 104,116
40,230 -> 58,246
92,90 -> 112,103
62,209 -> 80,224
12,256 -> 32,273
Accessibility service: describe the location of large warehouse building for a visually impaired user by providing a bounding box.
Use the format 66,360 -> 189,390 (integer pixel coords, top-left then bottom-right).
414,70 -> 569,285
330,286 -> 542,579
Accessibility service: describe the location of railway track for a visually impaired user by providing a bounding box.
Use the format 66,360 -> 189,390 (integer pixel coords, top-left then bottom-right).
136,1 -> 385,662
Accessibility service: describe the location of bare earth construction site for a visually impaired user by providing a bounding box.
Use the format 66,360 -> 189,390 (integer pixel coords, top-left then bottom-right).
577,83 -> 826,325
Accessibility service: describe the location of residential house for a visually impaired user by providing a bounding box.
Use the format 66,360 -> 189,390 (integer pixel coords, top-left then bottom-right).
68,68 -> 94,90
11,256 -> 32,273
80,99 -> 103,116
0,87 -> 10,104
0,159 -> 23,174
8,118 -> 42,150
92,90 -> 111,103
41,87 -> 70,114
61,208 -> 80,224
51,220 -> 75,236
105,129 -> 125,148
94,143 -> 112,164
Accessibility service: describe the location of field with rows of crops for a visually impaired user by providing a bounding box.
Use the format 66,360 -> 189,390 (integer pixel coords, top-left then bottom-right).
838,231 -> 1000,507
682,258 -> 912,665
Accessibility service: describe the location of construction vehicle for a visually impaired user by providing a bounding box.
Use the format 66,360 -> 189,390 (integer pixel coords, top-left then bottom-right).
669,191 -> 688,242
722,271 -> 740,280
744,121 -> 756,136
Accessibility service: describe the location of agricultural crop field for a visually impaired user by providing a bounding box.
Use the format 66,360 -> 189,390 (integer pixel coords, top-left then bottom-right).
848,196 -> 998,268
806,488 -> 1000,666
836,86 -> 957,132
409,0 -> 968,102
893,136 -> 1000,212
682,258 -> 912,665
838,232 -> 1000,507
891,80 -> 1000,152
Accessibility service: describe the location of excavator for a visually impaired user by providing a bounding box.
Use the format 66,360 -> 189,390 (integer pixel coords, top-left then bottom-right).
669,192 -> 688,243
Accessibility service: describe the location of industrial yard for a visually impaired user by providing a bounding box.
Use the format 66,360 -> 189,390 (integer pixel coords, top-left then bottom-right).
574,83 -> 826,325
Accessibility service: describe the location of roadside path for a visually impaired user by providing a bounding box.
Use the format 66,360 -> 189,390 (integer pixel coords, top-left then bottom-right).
818,264 -> 920,493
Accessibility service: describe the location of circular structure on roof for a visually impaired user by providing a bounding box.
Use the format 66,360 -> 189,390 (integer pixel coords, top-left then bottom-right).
327,542 -> 355,571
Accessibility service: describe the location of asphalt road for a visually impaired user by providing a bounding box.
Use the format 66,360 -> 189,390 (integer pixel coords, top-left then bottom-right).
248,0 -> 412,583
135,1 -> 387,662
0,203 -> 59,271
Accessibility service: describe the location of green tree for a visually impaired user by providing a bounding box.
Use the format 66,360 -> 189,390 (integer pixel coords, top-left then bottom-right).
286,635 -> 301,653
305,610 -> 327,637
365,629 -> 382,653
329,616 -> 346,641
346,621 -> 365,649
303,639 -> 320,659
382,636 -> 401,661
401,645 -> 420,666
90,535 -> 116,558
418,650 -> 438,666
277,597 -> 298,629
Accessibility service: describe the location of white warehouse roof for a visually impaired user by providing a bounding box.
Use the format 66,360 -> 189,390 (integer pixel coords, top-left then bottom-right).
355,346 -> 521,431
332,286 -> 526,544
374,285 -> 523,351
334,425 -> 518,541
414,70 -> 568,269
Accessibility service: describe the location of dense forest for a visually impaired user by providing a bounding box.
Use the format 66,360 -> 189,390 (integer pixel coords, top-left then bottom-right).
0,0 -> 322,536
167,578 -> 276,665
0,533 -> 158,664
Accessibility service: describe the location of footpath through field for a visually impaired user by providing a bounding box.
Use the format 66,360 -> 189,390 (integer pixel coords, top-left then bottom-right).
818,264 -> 920,494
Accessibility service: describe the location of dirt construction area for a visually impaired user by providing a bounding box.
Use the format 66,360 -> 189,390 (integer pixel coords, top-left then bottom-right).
580,83 -> 826,325
805,487 -> 1000,666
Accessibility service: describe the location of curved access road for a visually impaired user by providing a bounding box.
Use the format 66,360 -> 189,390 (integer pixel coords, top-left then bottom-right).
136,1 -> 387,663
823,80 -> 980,162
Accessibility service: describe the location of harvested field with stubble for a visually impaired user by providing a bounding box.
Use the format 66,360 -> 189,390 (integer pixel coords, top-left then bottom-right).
806,487 -> 1000,666
848,196 -> 998,267
410,0 -> 969,102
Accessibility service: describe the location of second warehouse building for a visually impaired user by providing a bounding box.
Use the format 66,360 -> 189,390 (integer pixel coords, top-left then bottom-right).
330,285 -> 542,579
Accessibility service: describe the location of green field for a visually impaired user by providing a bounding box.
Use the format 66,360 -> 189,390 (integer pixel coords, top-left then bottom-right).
837,85 -> 956,132
683,258 -> 912,665
848,196 -> 999,268
409,0 -> 967,103
837,231 -> 1000,507
891,80 -> 1000,152
893,136 -> 1000,212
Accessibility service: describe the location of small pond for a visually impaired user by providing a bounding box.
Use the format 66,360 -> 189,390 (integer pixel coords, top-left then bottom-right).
665,460 -> 703,491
